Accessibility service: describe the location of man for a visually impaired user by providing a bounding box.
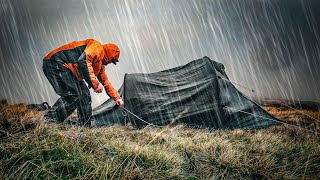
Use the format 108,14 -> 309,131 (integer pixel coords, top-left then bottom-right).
42,39 -> 124,127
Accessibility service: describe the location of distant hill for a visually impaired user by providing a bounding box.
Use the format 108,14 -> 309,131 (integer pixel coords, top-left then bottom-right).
260,98 -> 320,111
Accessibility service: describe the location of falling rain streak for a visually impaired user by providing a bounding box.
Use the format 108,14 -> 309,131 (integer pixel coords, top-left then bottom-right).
0,0 -> 319,108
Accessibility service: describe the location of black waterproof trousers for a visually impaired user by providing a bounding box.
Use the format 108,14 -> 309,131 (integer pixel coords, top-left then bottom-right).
42,60 -> 92,127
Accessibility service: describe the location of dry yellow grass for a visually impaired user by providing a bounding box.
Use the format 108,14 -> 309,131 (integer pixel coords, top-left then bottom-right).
1,100 -> 320,179
263,105 -> 320,133
0,100 -> 42,136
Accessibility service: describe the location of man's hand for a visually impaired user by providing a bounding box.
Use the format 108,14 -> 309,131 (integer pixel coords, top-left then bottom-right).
94,84 -> 103,93
115,98 -> 124,107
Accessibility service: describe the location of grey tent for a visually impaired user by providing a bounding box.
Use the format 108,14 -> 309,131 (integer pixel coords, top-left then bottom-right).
93,56 -> 281,129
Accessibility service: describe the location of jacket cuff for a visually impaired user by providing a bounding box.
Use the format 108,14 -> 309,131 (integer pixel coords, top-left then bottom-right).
112,93 -> 120,101
92,80 -> 99,90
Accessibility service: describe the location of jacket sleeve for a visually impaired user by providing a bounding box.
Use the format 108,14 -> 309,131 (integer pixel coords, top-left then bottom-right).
77,40 -> 100,89
98,65 -> 120,101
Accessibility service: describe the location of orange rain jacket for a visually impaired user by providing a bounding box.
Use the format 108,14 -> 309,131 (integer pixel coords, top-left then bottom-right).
43,39 -> 120,101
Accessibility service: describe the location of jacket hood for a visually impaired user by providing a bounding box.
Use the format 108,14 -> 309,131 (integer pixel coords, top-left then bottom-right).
103,43 -> 120,65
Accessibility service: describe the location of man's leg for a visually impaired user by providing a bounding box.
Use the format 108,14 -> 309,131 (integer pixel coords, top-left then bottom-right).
58,65 -> 93,127
42,60 -> 78,123
44,96 -> 79,123
74,80 -> 92,127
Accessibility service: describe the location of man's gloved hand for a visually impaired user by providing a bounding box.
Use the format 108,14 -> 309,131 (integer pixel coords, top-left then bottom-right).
94,84 -> 103,93
115,98 -> 124,107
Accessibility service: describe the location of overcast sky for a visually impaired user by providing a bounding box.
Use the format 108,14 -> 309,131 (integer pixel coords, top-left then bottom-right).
0,0 -> 319,107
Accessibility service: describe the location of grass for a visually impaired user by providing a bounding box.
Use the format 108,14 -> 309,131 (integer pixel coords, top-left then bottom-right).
1,99 -> 320,179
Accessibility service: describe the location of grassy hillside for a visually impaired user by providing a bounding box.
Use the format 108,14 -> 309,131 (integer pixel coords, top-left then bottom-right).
1,100 -> 320,179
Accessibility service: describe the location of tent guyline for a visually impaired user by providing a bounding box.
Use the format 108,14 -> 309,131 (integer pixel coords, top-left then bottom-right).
120,106 -> 190,128
223,106 -> 317,134
219,76 -> 320,122
120,106 -> 165,128
220,77 -> 255,93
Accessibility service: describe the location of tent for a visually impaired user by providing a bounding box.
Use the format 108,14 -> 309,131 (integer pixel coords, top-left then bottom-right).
93,56 -> 281,129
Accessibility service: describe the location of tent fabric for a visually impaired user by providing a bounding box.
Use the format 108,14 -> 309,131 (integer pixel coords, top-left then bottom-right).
93,56 -> 281,129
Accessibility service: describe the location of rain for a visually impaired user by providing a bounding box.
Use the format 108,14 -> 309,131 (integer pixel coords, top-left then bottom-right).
0,0 -> 319,108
